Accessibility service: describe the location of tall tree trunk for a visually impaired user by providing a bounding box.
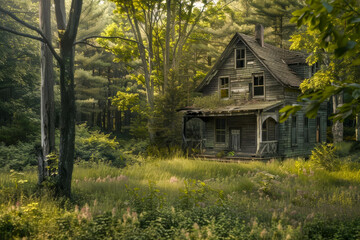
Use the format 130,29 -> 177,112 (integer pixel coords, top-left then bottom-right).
55,0 -> 83,198
163,0 -> 171,92
39,0 -> 55,184
58,48 -> 76,197
332,94 -> 343,143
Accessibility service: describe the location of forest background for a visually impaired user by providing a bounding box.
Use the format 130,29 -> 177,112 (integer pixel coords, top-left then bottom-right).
0,0 -> 317,167
1,0 -> 360,239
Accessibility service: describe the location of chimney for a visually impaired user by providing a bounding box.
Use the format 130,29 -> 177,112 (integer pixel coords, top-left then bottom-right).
255,24 -> 264,47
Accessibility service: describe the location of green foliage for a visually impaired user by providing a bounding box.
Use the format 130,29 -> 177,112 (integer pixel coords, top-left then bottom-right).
0,142 -> 38,171
1,157 -> 360,238
179,179 -> 224,209
75,124 -> 131,167
112,90 -> 140,112
281,0 -> 360,122
126,181 -> 166,214
310,143 -> 340,171
192,94 -> 235,109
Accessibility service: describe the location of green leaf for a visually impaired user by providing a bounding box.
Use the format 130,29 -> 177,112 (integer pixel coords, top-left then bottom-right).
322,2 -> 333,13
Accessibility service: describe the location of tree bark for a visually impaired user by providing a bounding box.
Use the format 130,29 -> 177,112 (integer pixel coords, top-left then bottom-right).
55,0 -> 83,198
39,0 -> 55,184
163,0 -> 171,92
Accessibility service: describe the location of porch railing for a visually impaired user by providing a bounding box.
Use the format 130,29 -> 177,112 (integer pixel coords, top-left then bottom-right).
257,140 -> 278,155
184,138 -> 206,152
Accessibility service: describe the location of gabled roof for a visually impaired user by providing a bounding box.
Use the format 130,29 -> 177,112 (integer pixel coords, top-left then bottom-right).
197,33 -> 307,91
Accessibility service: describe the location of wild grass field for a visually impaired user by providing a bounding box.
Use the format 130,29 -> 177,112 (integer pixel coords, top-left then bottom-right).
1,153 -> 360,239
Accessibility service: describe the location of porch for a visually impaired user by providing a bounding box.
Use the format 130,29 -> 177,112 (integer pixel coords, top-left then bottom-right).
181,101 -> 282,158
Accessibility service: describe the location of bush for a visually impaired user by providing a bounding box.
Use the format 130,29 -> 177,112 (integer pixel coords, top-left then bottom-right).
75,124 -> 134,167
0,142 -> 38,171
309,143 -> 340,171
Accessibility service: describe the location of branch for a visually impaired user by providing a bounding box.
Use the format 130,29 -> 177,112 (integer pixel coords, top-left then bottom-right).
0,6 -> 62,63
74,36 -> 143,47
0,25 -> 44,42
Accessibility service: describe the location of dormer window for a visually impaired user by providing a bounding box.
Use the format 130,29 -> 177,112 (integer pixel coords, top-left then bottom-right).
253,73 -> 264,97
219,76 -> 230,99
235,48 -> 246,68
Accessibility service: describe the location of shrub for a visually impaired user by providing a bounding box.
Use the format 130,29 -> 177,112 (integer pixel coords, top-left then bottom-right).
309,143 -> 340,171
0,142 -> 38,171
75,124 -> 133,167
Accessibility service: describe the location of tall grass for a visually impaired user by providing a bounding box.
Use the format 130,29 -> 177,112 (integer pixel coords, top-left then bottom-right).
1,157 -> 360,238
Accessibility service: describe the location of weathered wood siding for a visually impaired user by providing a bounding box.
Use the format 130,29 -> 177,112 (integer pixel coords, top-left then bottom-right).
201,40 -> 285,101
203,115 -> 257,153
278,102 -> 327,158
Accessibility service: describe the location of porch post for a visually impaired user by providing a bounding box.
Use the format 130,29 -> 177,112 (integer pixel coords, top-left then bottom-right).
256,110 -> 262,154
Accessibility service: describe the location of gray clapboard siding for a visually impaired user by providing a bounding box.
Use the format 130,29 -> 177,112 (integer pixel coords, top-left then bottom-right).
202,40 -> 285,101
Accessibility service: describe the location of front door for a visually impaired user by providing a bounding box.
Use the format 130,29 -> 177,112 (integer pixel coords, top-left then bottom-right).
230,129 -> 241,151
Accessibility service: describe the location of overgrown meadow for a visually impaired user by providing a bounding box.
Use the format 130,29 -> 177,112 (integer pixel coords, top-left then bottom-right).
1,147 -> 360,239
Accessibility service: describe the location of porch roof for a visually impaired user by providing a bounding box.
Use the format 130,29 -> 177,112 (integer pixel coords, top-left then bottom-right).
181,100 -> 284,117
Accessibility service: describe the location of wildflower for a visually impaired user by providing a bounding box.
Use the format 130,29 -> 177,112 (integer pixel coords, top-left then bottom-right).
193,223 -> 199,230
112,207 -> 116,217
260,229 -> 267,238
170,176 -> 178,183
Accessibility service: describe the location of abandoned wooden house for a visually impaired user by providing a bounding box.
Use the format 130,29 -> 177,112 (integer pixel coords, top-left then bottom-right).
181,25 -> 327,159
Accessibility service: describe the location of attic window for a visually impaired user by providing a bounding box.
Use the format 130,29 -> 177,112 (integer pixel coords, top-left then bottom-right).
253,73 -> 264,97
219,77 -> 230,99
235,48 -> 246,68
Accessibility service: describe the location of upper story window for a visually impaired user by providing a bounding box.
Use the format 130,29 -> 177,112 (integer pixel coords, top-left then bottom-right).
253,73 -> 264,97
219,77 -> 230,99
235,48 -> 246,68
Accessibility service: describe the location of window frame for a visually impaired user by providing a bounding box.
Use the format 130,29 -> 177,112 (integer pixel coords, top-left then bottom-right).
219,76 -> 230,99
252,73 -> 265,98
234,48 -> 246,69
215,118 -> 226,144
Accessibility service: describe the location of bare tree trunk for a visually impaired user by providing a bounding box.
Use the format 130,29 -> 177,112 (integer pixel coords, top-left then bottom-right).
39,0 -> 55,184
332,94 -> 343,143
55,0 -> 83,198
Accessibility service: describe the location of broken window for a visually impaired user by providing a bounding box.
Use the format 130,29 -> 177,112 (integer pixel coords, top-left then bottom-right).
253,73 -> 264,97
219,77 -> 230,99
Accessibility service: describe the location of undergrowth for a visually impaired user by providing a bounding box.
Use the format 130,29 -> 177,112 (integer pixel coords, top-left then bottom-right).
1,157 -> 360,239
